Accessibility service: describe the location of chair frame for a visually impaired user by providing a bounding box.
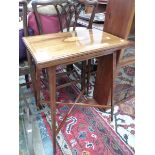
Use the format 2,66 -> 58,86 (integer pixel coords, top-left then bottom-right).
93,0 -> 135,120
19,0 -> 30,87
32,0 -> 97,34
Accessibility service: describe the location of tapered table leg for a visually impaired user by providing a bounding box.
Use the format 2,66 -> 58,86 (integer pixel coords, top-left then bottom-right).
111,52 -> 116,121
48,66 -> 57,154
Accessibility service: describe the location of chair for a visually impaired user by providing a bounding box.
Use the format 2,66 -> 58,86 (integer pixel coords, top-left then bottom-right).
92,0 -> 135,120
19,0 -> 37,103
19,0 -> 30,88
29,0 -> 97,108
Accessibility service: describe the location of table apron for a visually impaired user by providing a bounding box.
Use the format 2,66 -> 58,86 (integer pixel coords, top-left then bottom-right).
36,44 -> 129,69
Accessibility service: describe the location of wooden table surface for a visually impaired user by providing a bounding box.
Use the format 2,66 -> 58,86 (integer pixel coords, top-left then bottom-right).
23,29 -> 131,69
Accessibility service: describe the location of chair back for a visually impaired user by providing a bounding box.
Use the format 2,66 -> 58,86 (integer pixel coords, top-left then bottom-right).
19,0 -> 28,36
93,0 -> 135,105
19,0 -> 29,60
104,0 -> 135,39
31,0 -> 97,35
19,0 -> 34,60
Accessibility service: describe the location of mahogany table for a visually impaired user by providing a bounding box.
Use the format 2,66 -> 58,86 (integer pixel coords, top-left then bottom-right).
23,29 -> 132,154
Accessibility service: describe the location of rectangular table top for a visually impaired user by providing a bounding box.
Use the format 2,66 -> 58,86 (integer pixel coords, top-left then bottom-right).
23,29 -> 131,69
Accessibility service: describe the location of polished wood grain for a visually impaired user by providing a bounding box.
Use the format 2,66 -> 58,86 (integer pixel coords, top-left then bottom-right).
23,29 -> 131,69
94,0 -> 135,107
104,0 -> 135,39
104,0 -> 135,66
94,54 -> 113,105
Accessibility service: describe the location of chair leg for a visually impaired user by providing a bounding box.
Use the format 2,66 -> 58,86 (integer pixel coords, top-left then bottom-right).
87,59 -> 91,95
42,68 -> 47,78
25,74 -> 30,88
36,68 -> 41,109
66,64 -> 73,72
81,61 -> 86,93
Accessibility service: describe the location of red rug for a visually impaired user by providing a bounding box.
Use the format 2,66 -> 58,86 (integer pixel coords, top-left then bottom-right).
39,72 -> 134,155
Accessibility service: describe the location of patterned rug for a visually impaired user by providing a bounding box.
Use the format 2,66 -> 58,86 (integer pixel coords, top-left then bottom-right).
19,48 -> 135,155
19,71 -> 134,155
40,82 -> 134,155
20,83 -> 134,155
